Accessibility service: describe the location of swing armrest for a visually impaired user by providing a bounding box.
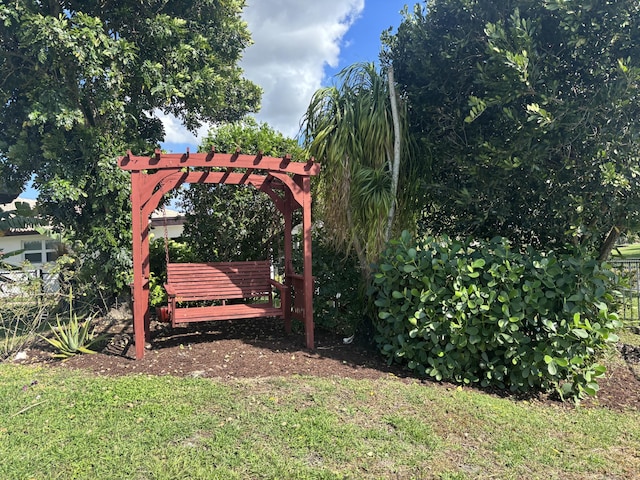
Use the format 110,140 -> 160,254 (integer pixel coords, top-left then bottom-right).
269,279 -> 289,312
269,279 -> 289,295
164,284 -> 177,297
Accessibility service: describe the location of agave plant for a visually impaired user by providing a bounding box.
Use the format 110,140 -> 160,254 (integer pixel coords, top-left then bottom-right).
40,293 -> 102,358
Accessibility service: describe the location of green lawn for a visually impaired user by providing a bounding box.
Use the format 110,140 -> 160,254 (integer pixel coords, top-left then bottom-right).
612,243 -> 640,259
1,364 -> 638,479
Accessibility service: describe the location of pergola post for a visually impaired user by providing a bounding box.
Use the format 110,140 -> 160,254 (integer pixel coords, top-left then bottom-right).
282,189 -> 294,334
130,170 -> 147,359
302,176 -> 314,350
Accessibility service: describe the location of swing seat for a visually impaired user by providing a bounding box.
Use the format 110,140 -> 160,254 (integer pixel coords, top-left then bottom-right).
164,260 -> 289,327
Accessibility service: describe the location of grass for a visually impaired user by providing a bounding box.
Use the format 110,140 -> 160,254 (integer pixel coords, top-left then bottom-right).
1,365 -> 639,479
612,243 -> 640,259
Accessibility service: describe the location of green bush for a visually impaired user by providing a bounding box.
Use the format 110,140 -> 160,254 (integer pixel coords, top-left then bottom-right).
308,242 -> 363,336
291,232 -> 363,336
370,231 -> 622,401
148,239 -> 195,308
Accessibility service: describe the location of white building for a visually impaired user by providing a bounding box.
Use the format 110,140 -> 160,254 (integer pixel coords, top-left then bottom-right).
0,198 -> 184,268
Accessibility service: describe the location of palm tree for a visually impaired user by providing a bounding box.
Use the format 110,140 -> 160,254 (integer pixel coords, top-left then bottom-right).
0,201 -> 43,232
301,62 -> 417,278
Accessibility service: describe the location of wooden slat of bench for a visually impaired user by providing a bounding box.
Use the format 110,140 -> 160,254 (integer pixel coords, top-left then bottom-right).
168,261 -> 270,277
170,274 -> 271,282
166,261 -> 274,302
172,303 -> 283,323
170,281 -> 271,293
169,284 -> 271,300
169,265 -> 270,274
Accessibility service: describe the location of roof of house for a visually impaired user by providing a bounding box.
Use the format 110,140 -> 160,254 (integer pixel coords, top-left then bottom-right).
1,198 -> 184,236
0,198 -> 37,210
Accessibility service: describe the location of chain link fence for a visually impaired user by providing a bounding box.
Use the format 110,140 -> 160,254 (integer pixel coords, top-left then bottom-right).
0,269 -> 60,297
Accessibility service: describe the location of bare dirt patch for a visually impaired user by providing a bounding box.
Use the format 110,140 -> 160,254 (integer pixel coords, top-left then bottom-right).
15,312 -> 640,411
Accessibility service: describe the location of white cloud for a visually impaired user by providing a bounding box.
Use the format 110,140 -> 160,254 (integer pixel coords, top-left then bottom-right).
157,112 -> 196,145
160,0 -> 363,147
242,0 -> 364,137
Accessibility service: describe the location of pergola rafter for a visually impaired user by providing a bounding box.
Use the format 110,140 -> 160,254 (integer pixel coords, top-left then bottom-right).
118,148 -> 320,359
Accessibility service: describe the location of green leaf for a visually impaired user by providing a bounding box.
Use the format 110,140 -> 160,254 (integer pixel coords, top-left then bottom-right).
583,383 -> 599,396
571,328 -> 589,339
472,258 -> 486,269
593,364 -> 607,376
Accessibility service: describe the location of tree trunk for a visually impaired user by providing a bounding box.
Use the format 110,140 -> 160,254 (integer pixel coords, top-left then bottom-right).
385,66 -> 401,243
598,225 -> 624,262
48,0 -> 62,16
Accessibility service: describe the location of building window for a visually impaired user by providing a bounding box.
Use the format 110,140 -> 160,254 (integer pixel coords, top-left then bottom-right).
23,240 -> 60,265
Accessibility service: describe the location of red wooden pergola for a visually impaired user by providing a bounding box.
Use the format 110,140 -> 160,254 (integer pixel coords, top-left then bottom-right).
118,148 -> 320,359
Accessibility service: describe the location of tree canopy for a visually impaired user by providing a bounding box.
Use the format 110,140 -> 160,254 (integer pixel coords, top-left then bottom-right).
391,0 -> 640,258
179,118 -> 304,263
0,0 -> 261,291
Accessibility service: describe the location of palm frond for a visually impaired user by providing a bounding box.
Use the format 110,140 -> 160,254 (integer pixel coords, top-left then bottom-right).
302,62 -> 419,271
0,203 -> 46,232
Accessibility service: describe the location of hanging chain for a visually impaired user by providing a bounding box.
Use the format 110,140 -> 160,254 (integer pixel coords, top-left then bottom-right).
161,203 -> 170,268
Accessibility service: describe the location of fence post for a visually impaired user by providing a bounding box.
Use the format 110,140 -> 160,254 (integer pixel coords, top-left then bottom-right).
610,259 -> 640,323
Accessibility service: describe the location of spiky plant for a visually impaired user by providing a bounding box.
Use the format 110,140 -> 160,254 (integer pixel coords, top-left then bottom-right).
40,291 -> 102,358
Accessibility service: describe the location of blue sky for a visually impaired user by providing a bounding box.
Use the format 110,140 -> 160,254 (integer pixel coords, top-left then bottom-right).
21,1 -> 413,199
327,0 -> 411,76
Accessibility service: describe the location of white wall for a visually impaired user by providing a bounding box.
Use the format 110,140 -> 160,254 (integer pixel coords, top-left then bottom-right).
0,233 -> 52,267
149,223 -> 184,240
1,226 -> 185,268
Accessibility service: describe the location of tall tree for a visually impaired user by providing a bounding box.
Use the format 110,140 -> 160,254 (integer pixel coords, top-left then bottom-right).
391,0 -> 640,258
0,1 -> 261,293
301,62 -> 418,277
179,118 -> 304,262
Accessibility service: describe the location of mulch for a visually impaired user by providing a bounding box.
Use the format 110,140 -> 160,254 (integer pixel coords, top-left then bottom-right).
12,311 -> 640,411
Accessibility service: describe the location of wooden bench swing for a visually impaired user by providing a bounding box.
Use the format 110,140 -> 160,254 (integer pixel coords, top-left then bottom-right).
119,148 -> 320,359
164,260 -> 288,325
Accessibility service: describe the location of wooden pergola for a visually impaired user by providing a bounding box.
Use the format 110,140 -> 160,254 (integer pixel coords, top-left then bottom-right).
118,148 -> 320,359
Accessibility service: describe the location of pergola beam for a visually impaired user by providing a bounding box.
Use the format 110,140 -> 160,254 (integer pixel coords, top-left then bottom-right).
120,149 -> 320,176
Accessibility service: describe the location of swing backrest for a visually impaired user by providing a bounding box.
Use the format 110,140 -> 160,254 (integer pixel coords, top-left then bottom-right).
166,260 -> 273,302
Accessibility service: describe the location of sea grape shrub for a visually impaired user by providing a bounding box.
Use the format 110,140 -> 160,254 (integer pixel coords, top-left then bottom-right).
370,231 -> 622,401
